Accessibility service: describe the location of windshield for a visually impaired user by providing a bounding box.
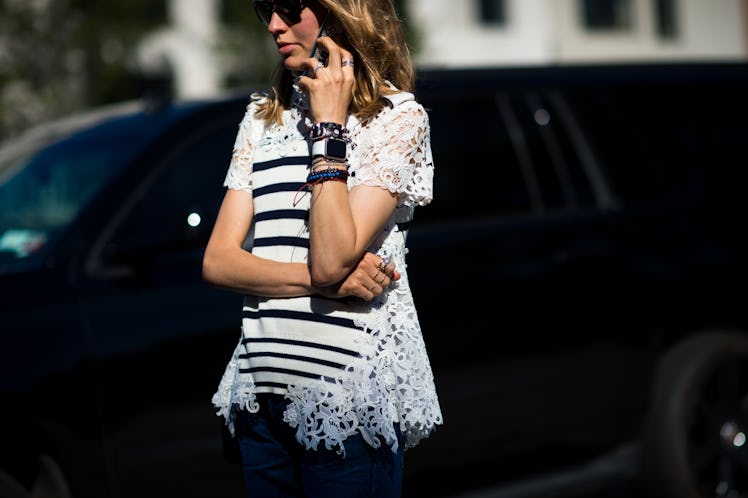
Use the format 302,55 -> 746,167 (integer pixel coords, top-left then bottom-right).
0,111 -> 176,262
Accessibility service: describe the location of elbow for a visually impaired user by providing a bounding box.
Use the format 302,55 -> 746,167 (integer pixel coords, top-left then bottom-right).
309,268 -> 340,288
309,262 -> 351,288
201,250 -> 222,287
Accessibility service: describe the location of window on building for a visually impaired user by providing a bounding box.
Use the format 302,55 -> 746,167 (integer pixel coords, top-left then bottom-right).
581,0 -> 632,30
654,0 -> 678,38
478,0 -> 507,25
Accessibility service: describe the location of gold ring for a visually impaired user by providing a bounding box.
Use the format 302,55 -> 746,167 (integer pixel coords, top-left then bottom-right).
377,273 -> 386,285
377,259 -> 387,271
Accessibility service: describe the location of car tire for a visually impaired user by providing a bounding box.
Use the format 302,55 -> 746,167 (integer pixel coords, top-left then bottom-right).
639,330 -> 748,498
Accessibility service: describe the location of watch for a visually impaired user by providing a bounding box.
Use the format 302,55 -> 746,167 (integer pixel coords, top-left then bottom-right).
312,137 -> 348,161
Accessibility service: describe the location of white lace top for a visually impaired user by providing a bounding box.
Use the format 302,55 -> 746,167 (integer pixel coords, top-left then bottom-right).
212,88 -> 442,455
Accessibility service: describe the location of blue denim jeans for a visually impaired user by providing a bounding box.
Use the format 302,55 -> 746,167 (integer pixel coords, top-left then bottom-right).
234,394 -> 404,498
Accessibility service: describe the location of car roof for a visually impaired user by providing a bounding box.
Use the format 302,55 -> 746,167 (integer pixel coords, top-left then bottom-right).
0,90 -> 251,177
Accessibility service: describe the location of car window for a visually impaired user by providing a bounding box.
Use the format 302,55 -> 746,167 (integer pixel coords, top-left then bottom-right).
420,88 -> 605,225
0,114 -> 166,262
99,115 -> 238,268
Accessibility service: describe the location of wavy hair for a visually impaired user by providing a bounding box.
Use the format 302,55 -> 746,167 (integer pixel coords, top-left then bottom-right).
256,0 -> 414,125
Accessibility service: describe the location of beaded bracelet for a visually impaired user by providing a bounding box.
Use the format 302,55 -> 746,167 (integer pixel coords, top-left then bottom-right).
293,167 -> 348,206
311,156 -> 348,172
306,167 -> 349,184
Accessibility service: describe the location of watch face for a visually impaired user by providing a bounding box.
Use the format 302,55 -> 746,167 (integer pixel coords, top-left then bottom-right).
327,138 -> 347,159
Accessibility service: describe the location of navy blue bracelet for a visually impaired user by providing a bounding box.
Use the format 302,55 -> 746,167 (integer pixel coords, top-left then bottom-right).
305,167 -> 349,184
293,167 -> 348,206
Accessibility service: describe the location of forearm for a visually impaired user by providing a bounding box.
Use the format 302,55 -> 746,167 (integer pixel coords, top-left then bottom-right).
203,244 -> 316,298
308,180 -> 360,286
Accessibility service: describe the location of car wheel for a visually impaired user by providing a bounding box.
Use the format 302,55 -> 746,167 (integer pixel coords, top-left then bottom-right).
640,330 -> 748,498
0,454 -> 72,498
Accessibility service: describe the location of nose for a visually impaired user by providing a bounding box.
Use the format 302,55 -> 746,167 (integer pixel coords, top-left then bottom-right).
267,11 -> 287,33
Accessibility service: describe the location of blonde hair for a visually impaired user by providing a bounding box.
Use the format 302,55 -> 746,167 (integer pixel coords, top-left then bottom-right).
256,0 -> 415,125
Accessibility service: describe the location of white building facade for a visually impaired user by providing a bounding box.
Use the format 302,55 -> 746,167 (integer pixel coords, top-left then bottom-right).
409,0 -> 748,67
142,0 -> 748,98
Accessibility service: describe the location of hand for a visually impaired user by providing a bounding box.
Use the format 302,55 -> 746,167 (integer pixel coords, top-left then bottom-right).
298,36 -> 355,125
318,252 -> 400,301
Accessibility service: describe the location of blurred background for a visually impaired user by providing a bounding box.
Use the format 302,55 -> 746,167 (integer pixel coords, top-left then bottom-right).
2,2 -> 748,498
1,0 -> 746,141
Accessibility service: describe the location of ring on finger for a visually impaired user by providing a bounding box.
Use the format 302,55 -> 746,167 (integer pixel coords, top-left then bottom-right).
313,61 -> 325,74
377,273 -> 386,285
341,59 -> 354,67
377,259 -> 387,272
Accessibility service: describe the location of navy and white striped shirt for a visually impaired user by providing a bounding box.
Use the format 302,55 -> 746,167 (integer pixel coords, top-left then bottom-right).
213,90 -> 443,452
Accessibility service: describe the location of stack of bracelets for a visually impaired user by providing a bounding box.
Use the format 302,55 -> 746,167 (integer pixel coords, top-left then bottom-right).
305,121 -> 351,189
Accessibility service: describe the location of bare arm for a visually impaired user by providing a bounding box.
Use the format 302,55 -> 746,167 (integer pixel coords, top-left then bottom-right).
202,188 -> 399,299
299,38 -> 401,286
202,188 -> 314,297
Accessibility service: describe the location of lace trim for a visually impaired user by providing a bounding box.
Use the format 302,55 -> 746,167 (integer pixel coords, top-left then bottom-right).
281,272 -> 443,455
349,100 -> 434,207
213,237 -> 443,455
211,336 -> 259,435
214,89 -> 442,454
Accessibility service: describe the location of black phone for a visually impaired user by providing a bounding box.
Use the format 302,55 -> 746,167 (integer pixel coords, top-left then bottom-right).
308,11 -> 331,68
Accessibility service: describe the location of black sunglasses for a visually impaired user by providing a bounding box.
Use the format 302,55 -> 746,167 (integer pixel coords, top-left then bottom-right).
253,0 -> 306,26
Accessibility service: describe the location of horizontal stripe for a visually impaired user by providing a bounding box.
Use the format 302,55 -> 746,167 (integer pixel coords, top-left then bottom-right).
242,309 -> 359,329
252,236 -> 309,249
254,182 -> 306,198
239,366 -> 336,383
255,381 -> 293,390
255,209 -> 308,222
241,356 -> 348,383
241,351 -> 345,369
253,156 -> 309,172
242,337 -> 359,357
255,380 -> 335,390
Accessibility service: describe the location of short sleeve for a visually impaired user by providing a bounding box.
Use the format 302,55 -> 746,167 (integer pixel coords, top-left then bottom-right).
350,101 -> 434,206
223,101 -> 259,193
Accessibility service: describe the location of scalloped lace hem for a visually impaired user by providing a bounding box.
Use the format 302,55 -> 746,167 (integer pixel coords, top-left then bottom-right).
212,284 -> 442,456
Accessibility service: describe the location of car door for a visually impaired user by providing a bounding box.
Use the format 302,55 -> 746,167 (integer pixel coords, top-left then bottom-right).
76,101 -> 247,497
403,79 -> 662,491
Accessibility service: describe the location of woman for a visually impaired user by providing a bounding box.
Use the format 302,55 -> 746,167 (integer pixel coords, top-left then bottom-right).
203,0 -> 442,496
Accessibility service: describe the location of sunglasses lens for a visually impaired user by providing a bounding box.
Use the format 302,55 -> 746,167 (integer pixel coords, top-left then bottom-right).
253,0 -> 303,26
276,0 -> 302,24
253,1 -> 273,25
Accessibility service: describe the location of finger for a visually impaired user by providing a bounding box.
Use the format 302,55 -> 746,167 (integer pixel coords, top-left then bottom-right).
339,49 -> 355,71
364,281 -> 380,297
316,36 -> 342,68
301,57 -> 325,78
371,270 -> 386,287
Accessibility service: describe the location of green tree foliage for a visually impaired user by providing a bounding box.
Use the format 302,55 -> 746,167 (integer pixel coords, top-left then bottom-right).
0,0 -> 417,140
0,0 -> 168,139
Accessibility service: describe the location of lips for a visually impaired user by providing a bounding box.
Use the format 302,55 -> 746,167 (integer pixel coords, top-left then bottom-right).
277,42 -> 296,56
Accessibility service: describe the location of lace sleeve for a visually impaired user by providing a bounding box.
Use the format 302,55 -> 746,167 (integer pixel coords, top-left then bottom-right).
350,101 -> 434,206
223,101 -> 258,193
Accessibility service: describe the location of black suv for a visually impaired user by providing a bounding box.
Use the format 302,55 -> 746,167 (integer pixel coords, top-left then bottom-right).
1,63 -> 747,498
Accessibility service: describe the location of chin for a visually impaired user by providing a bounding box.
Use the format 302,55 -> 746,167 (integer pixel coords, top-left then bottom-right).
283,58 -> 304,73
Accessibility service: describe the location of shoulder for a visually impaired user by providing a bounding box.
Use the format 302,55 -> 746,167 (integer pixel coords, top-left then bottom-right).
367,92 -> 429,130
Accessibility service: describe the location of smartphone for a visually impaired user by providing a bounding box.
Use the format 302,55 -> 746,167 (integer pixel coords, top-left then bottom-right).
305,11 -> 331,74
311,29 -> 329,66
